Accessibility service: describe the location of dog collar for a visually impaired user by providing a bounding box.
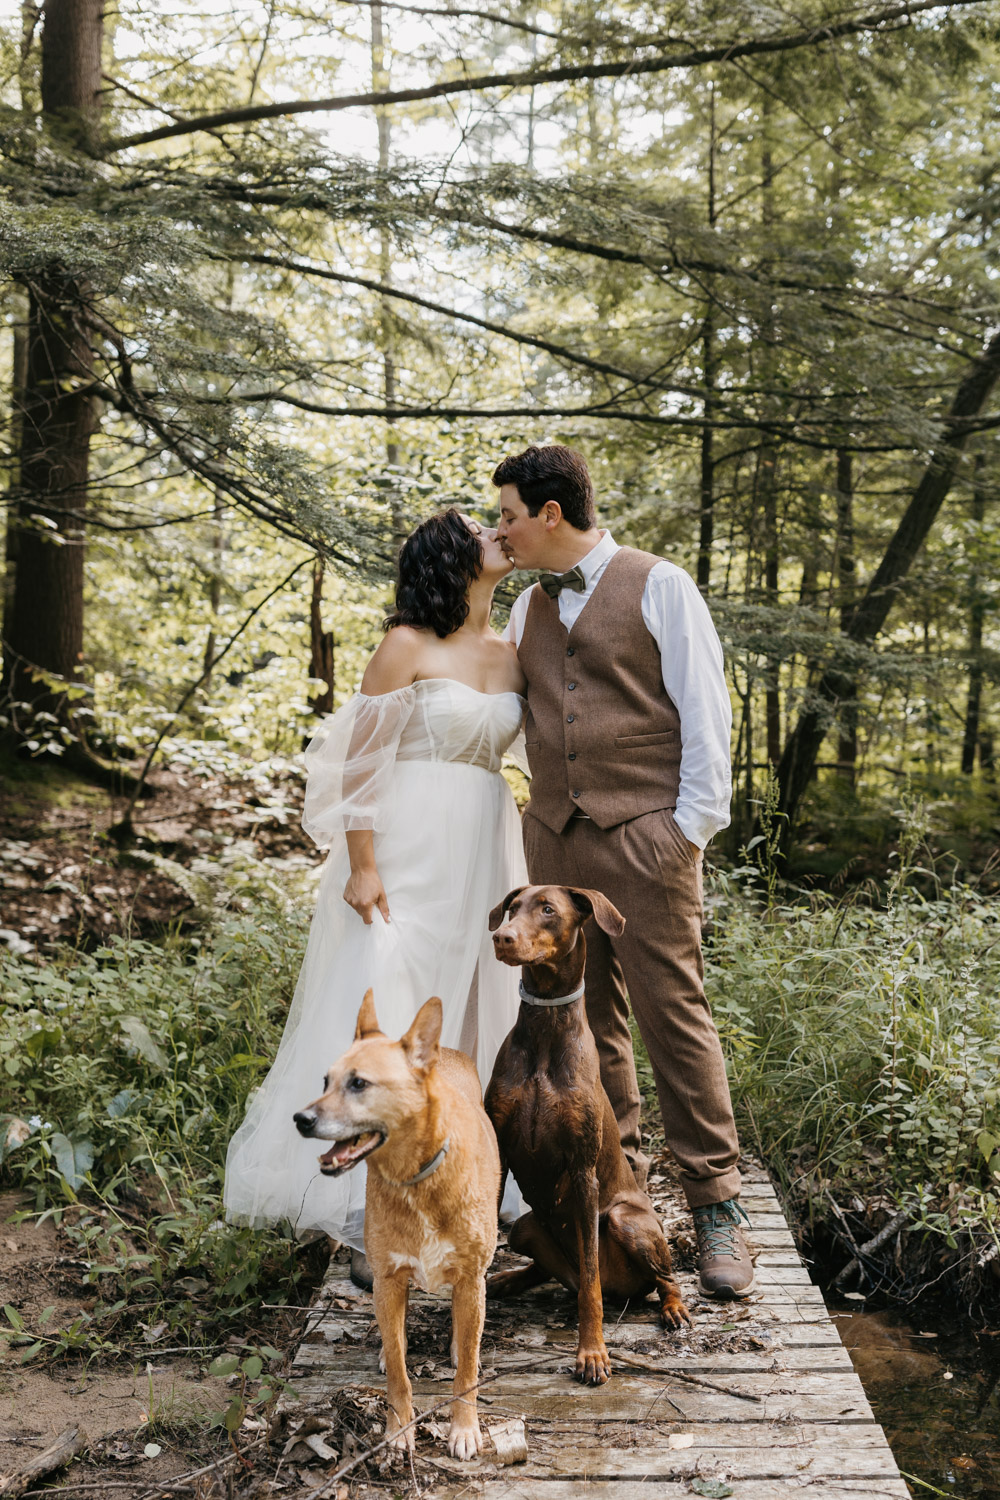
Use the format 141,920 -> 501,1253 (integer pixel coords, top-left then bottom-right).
519,979 -> 586,1007
385,1137 -> 451,1187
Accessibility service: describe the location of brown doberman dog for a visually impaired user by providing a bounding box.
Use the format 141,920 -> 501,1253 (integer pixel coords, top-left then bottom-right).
485,885 -> 691,1386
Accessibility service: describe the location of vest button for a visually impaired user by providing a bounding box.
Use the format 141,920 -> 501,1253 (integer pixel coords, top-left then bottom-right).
567,682 -> 576,690
566,647 -> 575,657
568,752 -> 576,761
566,714 -> 575,723
572,790 -> 580,798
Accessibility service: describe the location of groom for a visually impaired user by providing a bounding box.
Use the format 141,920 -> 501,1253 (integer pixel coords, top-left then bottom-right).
494,444 -> 753,1299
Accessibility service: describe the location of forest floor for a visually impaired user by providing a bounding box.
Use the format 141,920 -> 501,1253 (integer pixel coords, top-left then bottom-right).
0,746 -> 321,953
1,1153 -> 706,1500
0,1180 -> 331,1499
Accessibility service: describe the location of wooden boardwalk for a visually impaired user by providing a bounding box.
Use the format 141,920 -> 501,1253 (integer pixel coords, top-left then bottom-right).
278,1166 -> 908,1498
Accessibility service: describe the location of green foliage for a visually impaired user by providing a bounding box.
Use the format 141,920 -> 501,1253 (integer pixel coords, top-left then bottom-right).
701,814 -> 1000,1290
0,869 -> 316,1359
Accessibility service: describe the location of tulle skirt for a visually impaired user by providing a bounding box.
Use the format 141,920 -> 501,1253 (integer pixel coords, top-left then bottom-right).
223,759 -> 528,1248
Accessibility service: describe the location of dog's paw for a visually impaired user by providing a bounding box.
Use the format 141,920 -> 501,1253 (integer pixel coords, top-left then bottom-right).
447,1420 -> 482,1460
660,1292 -> 693,1330
574,1343 -> 611,1386
387,1422 -> 415,1454
486,1269 -> 520,1299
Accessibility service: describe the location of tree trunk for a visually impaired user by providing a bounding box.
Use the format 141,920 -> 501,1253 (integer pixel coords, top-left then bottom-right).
1,0 -> 102,727
759,102 -> 781,768
309,557 -> 335,717
835,448 -> 858,784
961,452 -> 986,775
776,326 -> 1000,833
697,81 -> 717,594
371,2 -> 404,552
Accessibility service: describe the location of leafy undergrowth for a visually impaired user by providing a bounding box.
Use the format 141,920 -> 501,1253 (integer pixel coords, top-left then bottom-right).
702,804 -> 1000,1309
0,869 -> 326,1407
0,739 -> 320,951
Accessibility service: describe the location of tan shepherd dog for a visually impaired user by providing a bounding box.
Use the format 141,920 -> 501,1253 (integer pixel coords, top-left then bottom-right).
294,990 -> 500,1460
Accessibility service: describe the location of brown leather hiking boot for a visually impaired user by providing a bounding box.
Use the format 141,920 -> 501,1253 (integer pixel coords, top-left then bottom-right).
693,1199 -> 756,1299
350,1248 -> 374,1291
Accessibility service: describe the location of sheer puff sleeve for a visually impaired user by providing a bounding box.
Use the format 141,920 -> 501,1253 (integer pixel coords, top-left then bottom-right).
302,687 -> 416,847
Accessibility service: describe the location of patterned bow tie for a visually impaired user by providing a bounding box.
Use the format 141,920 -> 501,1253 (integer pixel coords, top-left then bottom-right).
539,565 -> 586,598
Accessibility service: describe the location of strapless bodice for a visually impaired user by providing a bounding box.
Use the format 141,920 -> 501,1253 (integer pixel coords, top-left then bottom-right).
396,678 -> 524,772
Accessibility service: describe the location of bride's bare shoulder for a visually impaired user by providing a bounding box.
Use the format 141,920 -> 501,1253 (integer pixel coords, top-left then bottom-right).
488,633 -> 526,692
361,625 -> 428,694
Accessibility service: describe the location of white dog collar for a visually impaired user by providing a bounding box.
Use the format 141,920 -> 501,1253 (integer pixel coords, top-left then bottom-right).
518,979 -> 586,1007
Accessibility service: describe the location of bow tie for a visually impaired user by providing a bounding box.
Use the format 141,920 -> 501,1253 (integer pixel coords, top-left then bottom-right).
539,565 -> 586,598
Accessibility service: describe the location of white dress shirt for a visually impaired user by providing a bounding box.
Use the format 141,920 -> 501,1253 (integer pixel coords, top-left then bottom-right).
506,532 -> 732,850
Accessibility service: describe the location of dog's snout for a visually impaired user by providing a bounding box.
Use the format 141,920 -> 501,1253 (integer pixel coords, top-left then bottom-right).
294,1109 -> 317,1137
493,928 -> 517,948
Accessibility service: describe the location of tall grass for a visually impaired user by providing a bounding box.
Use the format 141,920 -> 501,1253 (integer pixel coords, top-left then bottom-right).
704,804 -> 1000,1300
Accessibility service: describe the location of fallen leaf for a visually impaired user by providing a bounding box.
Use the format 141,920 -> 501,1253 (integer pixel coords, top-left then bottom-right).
302,1433 -> 338,1462
843,1291 -> 866,1301
143,1443 -> 162,1459
691,1481 -> 734,1498
667,1433 -> 694,1449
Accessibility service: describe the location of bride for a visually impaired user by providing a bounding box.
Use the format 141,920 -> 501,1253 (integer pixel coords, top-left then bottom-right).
224,510 -> 528,1284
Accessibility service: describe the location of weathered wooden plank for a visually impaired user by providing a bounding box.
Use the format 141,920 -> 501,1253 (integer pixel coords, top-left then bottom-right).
301,1317 -> 847,1360
296,1347 -> 856,1376
749,1263 -> 814,1285
748,1228 -> 799,1247
457,1479 -> 911,1498
510,1419 -> 894,1446
288,1369 -> 876,1423
433,1436 -> 903,1480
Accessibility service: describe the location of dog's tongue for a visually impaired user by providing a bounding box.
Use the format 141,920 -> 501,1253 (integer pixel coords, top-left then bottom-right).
318,1132 -> 381,1171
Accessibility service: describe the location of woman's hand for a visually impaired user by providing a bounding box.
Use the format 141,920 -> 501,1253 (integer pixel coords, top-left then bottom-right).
343,866 -> 390,924
344,831 -> 390,923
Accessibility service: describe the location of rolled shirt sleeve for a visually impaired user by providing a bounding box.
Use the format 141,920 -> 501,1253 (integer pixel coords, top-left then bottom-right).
641,564 -> 732,850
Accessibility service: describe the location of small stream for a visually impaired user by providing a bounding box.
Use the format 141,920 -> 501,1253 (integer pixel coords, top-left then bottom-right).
829,1300 -> 1000,1497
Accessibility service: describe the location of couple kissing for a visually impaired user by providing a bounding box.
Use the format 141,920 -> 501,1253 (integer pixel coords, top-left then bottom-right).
224,443 -> 753,1302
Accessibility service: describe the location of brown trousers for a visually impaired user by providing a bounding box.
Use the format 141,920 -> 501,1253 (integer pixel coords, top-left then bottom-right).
522,807 -> 741,1209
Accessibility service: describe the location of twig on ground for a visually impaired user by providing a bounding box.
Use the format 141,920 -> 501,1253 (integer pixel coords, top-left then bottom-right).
0,1425 -> 88,1498
604,1346 -> 764,1402
833,1206 -> 912,1288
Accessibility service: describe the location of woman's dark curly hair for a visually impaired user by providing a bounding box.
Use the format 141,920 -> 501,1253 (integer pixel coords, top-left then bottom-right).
384,508 -> 483,639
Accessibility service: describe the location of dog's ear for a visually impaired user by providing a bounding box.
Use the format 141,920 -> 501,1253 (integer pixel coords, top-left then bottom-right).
566,887 -> 626,937
488,886 -> 527,932
401,997 -> 442,1075
354,988 -> 383,1040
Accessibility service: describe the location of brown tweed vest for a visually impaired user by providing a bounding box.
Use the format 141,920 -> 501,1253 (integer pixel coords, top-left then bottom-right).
517,546 -> 682,833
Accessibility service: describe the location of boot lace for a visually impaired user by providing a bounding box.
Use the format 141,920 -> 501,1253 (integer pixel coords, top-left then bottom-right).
693,1198 -> 751,1261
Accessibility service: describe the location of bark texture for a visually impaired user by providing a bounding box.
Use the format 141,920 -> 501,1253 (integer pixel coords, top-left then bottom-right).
2,0 -> 103,724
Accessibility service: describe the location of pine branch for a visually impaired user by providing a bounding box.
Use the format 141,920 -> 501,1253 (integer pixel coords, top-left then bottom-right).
232,252 -> 703,398
181,390 -> 1000,452
108,0 -> 985,150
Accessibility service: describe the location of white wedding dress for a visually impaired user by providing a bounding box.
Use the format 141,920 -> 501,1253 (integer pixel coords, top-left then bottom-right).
224,678 -> 528,1249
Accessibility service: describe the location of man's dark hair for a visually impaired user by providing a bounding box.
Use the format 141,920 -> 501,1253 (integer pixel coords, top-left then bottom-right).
491,445 -> 595,531
384,508 -> 483,639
